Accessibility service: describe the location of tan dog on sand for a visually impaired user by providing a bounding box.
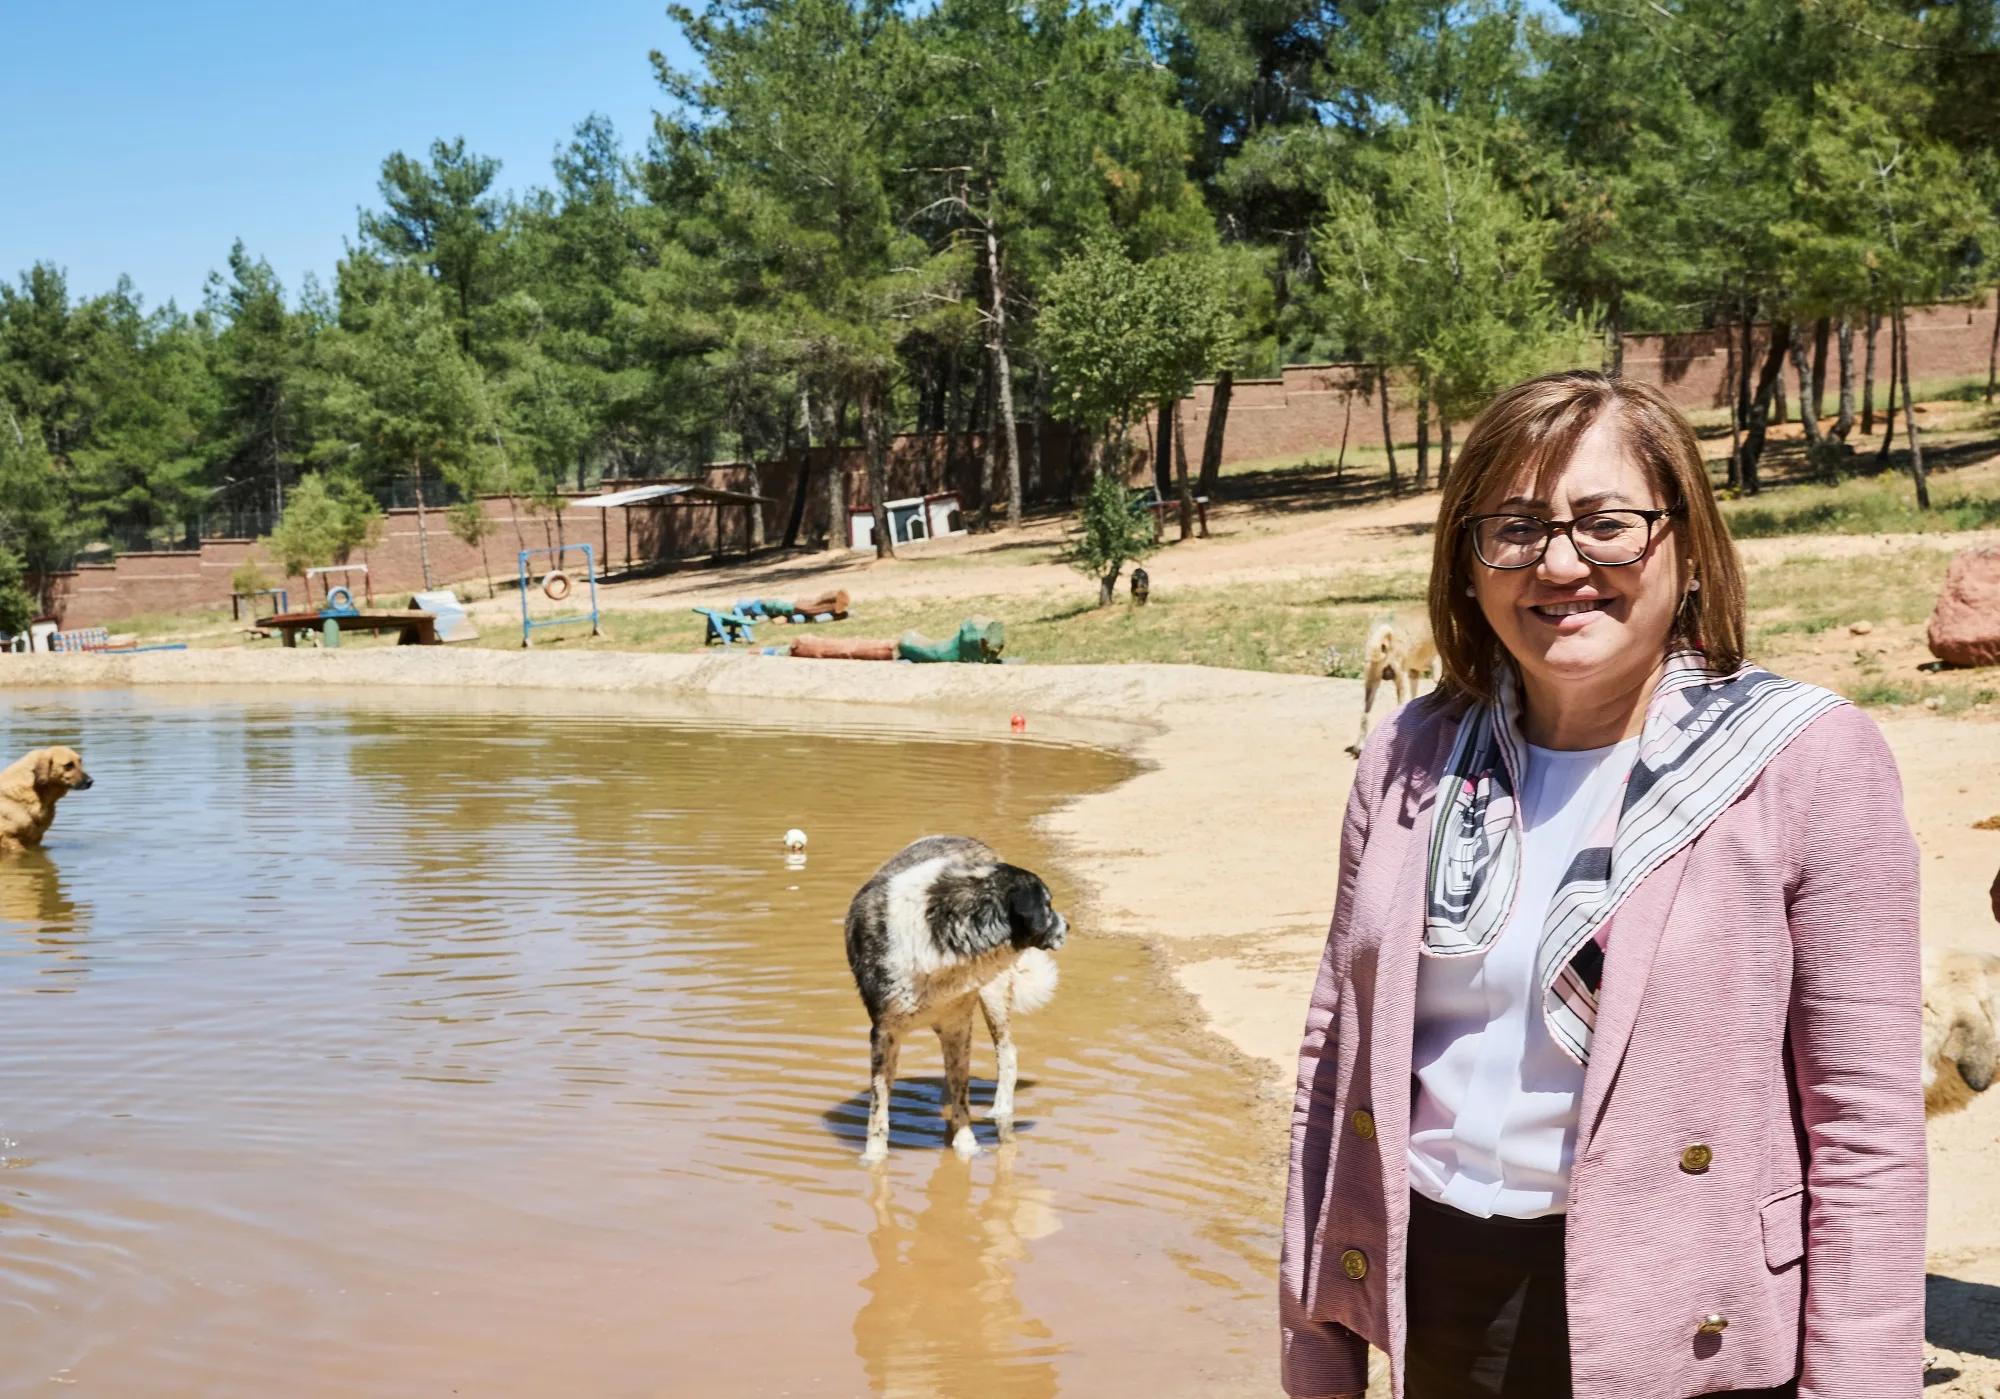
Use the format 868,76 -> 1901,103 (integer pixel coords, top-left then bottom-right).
0,747 -> 94,851
1924,946 -> 2000,1117
1346,613 -> 1441,757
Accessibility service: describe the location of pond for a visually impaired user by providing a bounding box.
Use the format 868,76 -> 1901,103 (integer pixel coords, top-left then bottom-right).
0,690 -> 1280,1398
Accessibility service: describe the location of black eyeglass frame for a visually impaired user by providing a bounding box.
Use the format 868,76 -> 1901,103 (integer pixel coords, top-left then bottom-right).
1461,506 -> 1683,570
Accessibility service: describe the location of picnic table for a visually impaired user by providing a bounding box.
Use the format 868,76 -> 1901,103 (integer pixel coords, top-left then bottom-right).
1134,486 -> 1210,541
258,610 -> 440,647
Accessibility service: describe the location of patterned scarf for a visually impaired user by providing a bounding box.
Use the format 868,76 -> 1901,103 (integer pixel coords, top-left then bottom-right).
1425,651 -> 1843,1065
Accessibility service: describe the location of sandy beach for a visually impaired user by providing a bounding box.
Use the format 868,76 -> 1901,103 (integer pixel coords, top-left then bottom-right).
3,646 -> 1996,1390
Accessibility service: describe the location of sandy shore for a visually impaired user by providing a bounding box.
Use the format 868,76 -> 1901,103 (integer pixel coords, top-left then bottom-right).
4,648 -> 1995,1389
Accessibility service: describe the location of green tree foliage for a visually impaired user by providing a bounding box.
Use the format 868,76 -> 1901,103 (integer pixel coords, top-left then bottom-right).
1039,235 -> 1234,473
0,546 -> 36,635
1318,113 -> 1581,489
262,474 -> 381,582
318,263 -> 488,586
207,242 -> 319,525
360,138 -> 506,358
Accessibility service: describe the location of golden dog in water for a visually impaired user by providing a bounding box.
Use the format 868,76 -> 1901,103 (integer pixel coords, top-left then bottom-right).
0,747 -> 94,851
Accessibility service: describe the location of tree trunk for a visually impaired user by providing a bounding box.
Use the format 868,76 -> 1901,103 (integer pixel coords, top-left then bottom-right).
478,535 -> 493,600
1898,300 -> 1929,508
1098,567 -> 1118,608
412,467 -> 435,590
1862,311 -> 1878,435
1197,368 -> 1232,500
1731,312 -> 1756,491
783,451 -> 813,550
1335,385 -> 1354,485
1378,367 -> 1399,496
1414,381 -> 1431,492
984,206 -> 1023,530
1025,365 -> 1044,502
1735,310 -> 1755,433
1439,413 -> 1453,485
1788,332 -> 1825,449
1879,315 -> 1900,464
826,397 -> 848,549
1605,292 -> 1625,375
1773,362 -> 1788,425
1988,287 -> 1999,404
1155,401 -> 1175,501
860,381 -> 896,558
1810,316 -> 1830,423
1833,316 -> 1855,440
943,350 -> 962,495
1736,321 -> 1790,495
1724,316 -> 1740,473
979,354 -> 998,529
745,461 -> 766,550
1173,401 -> 1193,541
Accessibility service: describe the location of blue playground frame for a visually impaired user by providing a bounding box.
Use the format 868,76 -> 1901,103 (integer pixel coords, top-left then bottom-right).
519,544 -> 601,647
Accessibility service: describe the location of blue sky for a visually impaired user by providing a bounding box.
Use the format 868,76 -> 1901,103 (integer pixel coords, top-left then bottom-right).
0,1 -> 694,314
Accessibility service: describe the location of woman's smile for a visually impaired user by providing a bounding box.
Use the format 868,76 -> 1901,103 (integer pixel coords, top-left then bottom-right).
1527,597 -> 1616,625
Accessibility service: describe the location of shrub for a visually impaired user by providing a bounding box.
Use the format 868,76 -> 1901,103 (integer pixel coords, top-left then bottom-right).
1066,473 -> 1158,607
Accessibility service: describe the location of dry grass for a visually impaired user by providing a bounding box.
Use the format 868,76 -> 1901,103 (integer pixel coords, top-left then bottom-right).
455,569 -> 1431,678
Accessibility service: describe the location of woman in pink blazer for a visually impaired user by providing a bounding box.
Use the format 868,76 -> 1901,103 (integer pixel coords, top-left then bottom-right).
1280,372 -> 1925,1399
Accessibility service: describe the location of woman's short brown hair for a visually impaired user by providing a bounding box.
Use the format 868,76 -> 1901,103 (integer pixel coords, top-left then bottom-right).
1428,370 -> 1745,702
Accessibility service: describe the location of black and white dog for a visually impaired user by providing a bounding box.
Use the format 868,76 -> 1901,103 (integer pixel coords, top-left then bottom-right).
845,836 -> 1068,1164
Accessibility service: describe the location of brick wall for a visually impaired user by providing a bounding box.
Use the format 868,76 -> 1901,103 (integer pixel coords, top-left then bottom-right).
38,429 -> 1102,629
1174,298 -> 1999,468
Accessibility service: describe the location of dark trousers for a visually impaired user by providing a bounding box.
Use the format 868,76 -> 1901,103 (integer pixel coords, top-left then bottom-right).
1405,1191 -> 1797,1399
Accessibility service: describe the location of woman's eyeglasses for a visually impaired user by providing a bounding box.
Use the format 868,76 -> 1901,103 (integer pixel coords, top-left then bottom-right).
1463,507 -> 1680,570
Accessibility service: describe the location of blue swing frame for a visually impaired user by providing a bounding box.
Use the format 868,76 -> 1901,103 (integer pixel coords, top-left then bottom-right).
518,544 -> 601,647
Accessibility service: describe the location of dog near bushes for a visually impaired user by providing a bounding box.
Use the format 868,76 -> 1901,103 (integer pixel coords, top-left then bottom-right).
844,836 -> 1068,1164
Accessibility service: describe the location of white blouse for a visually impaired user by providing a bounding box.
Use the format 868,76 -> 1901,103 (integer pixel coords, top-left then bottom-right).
1407,736 -> 1640,1219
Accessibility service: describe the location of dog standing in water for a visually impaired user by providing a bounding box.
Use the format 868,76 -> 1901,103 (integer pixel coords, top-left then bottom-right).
1345,612 -> 1441,756
845,836 -> 1067,1164
0,747 -> 93,851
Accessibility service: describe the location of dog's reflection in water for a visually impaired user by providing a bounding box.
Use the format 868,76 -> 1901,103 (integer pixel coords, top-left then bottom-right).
854,1143 -> 1062,1399
0,853 -> 88,984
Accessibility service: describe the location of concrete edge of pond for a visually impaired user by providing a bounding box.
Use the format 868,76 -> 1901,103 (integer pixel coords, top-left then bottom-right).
0,646 -> 1370,1095
0,647 -> 1348,721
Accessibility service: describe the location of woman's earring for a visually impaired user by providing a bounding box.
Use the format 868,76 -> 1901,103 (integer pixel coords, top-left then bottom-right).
1688,577 -> 1702,593
1463,585 -> 1476,598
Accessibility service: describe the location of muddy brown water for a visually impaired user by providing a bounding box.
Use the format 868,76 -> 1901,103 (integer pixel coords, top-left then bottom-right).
0,690 -> 1281,1398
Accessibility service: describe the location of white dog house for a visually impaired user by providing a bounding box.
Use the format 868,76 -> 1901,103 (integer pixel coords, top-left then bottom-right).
848,492 -> 966,550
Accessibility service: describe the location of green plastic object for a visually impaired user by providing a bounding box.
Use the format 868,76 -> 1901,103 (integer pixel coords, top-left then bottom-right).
322,618 -> 340,649
898,617 -> 1005,664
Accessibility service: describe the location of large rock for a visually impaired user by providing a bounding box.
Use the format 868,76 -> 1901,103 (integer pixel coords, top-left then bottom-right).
1928,546 -> 2000,667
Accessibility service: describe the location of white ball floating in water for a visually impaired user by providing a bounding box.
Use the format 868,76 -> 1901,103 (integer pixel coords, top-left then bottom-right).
784,828 -> 808,852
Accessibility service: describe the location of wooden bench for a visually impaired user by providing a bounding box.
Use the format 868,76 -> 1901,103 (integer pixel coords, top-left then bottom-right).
1135,487 -> 1210,541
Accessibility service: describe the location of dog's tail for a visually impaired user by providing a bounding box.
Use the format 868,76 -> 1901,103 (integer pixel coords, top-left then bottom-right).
1009,948 -> 1060,1014
1364,615 -> 1399,665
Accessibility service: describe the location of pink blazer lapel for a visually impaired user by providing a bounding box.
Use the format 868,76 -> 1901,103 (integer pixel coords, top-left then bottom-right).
1573,844 -> 1693,1160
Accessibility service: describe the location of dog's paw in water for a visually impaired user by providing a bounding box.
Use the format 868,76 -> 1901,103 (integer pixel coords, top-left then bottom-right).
950,1125 -> 981,1160
859,1141 -> 890,1168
